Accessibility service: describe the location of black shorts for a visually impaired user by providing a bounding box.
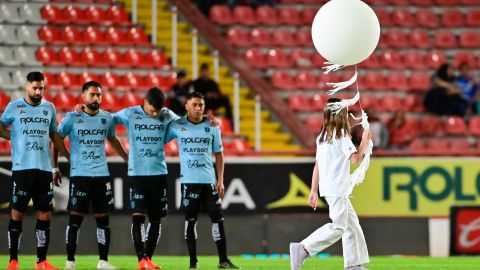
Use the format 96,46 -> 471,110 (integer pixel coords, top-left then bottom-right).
129,175 -> 168,219
10,169 -> 53,212
67,176 -> 114,214
181,183 -> 221,214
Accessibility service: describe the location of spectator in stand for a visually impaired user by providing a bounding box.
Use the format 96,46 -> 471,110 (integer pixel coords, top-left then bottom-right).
169,69 -> 193,116
424,63 -> 467,116
366,109 -> 389,149
387,110 -> 416,149
455,62 -> 479,115
193,63 -> 233,120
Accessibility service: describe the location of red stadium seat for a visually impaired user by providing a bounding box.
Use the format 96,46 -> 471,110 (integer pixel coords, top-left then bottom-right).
419,115 -> 443,135
105,6 -> 130,25
466,10 -> 480,26
363,72 -> 386,90
102,48 -> 127,67
230,139 -> 251,152
445,116 -> 467,135
126,27 -> 149,45
62,5 -> 87,24
411,0 -> 434,5
144,49 -> 169,68
209,5 -> 233,25
436,0 -> 459,5
0,91 -> 10,109
426,51 -> 447,69
391,9 -> 414,27
288,94 -> 311,111
60,26 -> 83,44
57,71 -> 80,88
59,47 -> 82,66
54,91 -> 76,111
278,7 -> 301,25
415,10 -> 439,28
441,10 -> 464,27
38,25 -> 61,44
272,71 -> 296,90
290,49 -> 312,67
317,73 -> 339,90
403,94 -> 424,112
250,27 -> 271,46
272,28 -> 296,46
310,94 -> 327,111
82,26 -> 105,44
41,5 -> 65,22
256,6 -> 278,25
434,31 -> 457,48
105,27 -> 127,45
409,72 -> 430,91
359,53 -> 380,68
164,141 -> 178,156
386,72 -> 409,91
227,27 -> 251,47
79,47 -> 104,67
409,138 -> 425,155
381,50 -> 403,69
266,49 -> 292,68
218,117 -> 234,136
79,71 -> 99,83
295,71 -> 317,89
301,8 -> 318,25
449,139 -> 472,156
453,52 -> 477,68
380,95 -> 403,112
35,47 -> 62,66
403,51 -> 426,70
101,92 -> 121,112
145,73 -> 163,88
159,74 -> 176,91
386,30 -> 409,48
312,52 -> 327,67
233,6 -> 256,25
304,115 -> 323,133
469,116 -> 480,135
459,31 -> 480,48
43,72 -> 59,88
296,28 -> 313,46
409,30 -> 432,48
122,91 -> 143,107
244,49 -> 267,68
425,139 -> 449,156
360,95 -> 379,110
85,6 -> 106,23
124,48 -> 144,67
124,72 -> 145,90
461,0 -> 480,4
100,72 -> 124,90
374,8 -> 392,26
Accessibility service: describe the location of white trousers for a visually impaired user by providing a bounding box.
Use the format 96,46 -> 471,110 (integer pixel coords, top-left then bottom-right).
301,196 -> 369,268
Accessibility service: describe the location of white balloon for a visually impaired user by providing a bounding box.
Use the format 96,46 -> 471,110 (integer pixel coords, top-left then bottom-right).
311,0 -> 380,66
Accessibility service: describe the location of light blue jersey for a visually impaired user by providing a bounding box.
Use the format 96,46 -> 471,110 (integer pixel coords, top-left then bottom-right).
166,116 -> 223,184
113,106 -> 179,176
57,110 -> 115,177
0,98 -> 57,172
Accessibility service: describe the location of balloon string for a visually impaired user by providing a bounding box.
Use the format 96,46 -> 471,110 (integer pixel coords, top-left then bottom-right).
355,64 -> 363,111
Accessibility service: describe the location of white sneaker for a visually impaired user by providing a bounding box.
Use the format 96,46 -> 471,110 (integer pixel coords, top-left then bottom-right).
65,260 -> 76,270
97,260 -> 118,270
289,243 -> 308,270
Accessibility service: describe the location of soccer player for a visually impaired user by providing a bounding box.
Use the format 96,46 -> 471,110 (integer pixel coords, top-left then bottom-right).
0,71 -> 69,270
289,98 -> 371,270
166,92 -> 239,269
55,81 -> 128,270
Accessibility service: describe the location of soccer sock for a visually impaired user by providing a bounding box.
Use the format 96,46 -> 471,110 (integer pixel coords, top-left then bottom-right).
96,216 -> 110,261
8,219 -> 22,261
66,214 -> 83,262
185,219 -> 198,266
212,220 -> 228,263
145,221 -> 161,259
131,215 -> 146,261
36,219 -> 50,263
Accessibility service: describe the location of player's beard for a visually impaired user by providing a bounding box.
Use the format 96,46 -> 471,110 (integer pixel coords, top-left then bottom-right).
86,101 -> 100,111
29,94 -> 42,104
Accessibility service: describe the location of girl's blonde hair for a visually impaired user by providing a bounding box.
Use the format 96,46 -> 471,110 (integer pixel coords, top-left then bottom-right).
318,98 -> 350,143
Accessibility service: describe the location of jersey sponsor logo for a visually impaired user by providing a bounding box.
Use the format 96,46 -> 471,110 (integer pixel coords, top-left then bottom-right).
79,139 -> 105,145
82,151 -> 101,160
139,149 -> 159,158
23,129 -> 48,135
187,159 -> 207,168
20,117 -> 49,124
183,147 -> 209,153
19,110 -> 26,114
78,119 -> 84,123
77,129 -> 108,136
181,137 -> 211,144
181,127 -> 188,131
136,116 -> 142,120
134,123 -> 164,131
26,142 -> 44,151
135,136 -> 162,142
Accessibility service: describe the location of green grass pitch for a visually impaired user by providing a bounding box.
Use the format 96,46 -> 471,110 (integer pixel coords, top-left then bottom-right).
1,255 -> 479,269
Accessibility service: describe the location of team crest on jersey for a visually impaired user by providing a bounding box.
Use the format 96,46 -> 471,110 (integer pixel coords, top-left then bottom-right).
78,119 -> 84,123
181,127 -> 188,131
43,110 -> 48,116
101,118 -> 106,125
19,110 -> 26,114
205,127 -> 210,133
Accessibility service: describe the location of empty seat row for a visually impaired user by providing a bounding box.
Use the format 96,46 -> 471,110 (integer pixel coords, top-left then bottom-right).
0,46 -> 39,67
272,71 -> 431,92
43,71 -> 176,92
228,27 -> 311,47
41,5 -> 130,25
0,3 -> 43,24
375,8 -> 480,28
278,0 -> 480,5
0,25 -> 43,46
36,47 -> 169,68
38,25 -> 149,46
409,138 -> 479,156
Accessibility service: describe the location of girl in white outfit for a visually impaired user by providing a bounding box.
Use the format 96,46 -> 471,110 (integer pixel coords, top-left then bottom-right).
290,98 -> 372,270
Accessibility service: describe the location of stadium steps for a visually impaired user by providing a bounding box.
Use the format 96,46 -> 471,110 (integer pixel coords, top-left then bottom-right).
121,0 -> 298,150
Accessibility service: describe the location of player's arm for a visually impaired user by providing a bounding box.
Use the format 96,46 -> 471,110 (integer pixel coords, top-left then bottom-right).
215,151 -> 225,198
205,112 -> 219,127
0,103 -> 14,140
0,122 -> 10,140
350,129 -> 372,164
51,145 -> 62,186
309,161 -> 319,210
107,136 -> 128,162
50,131 -> 70,161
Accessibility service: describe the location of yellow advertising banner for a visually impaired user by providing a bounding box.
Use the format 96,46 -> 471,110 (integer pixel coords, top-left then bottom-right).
351,158 -> 480,217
